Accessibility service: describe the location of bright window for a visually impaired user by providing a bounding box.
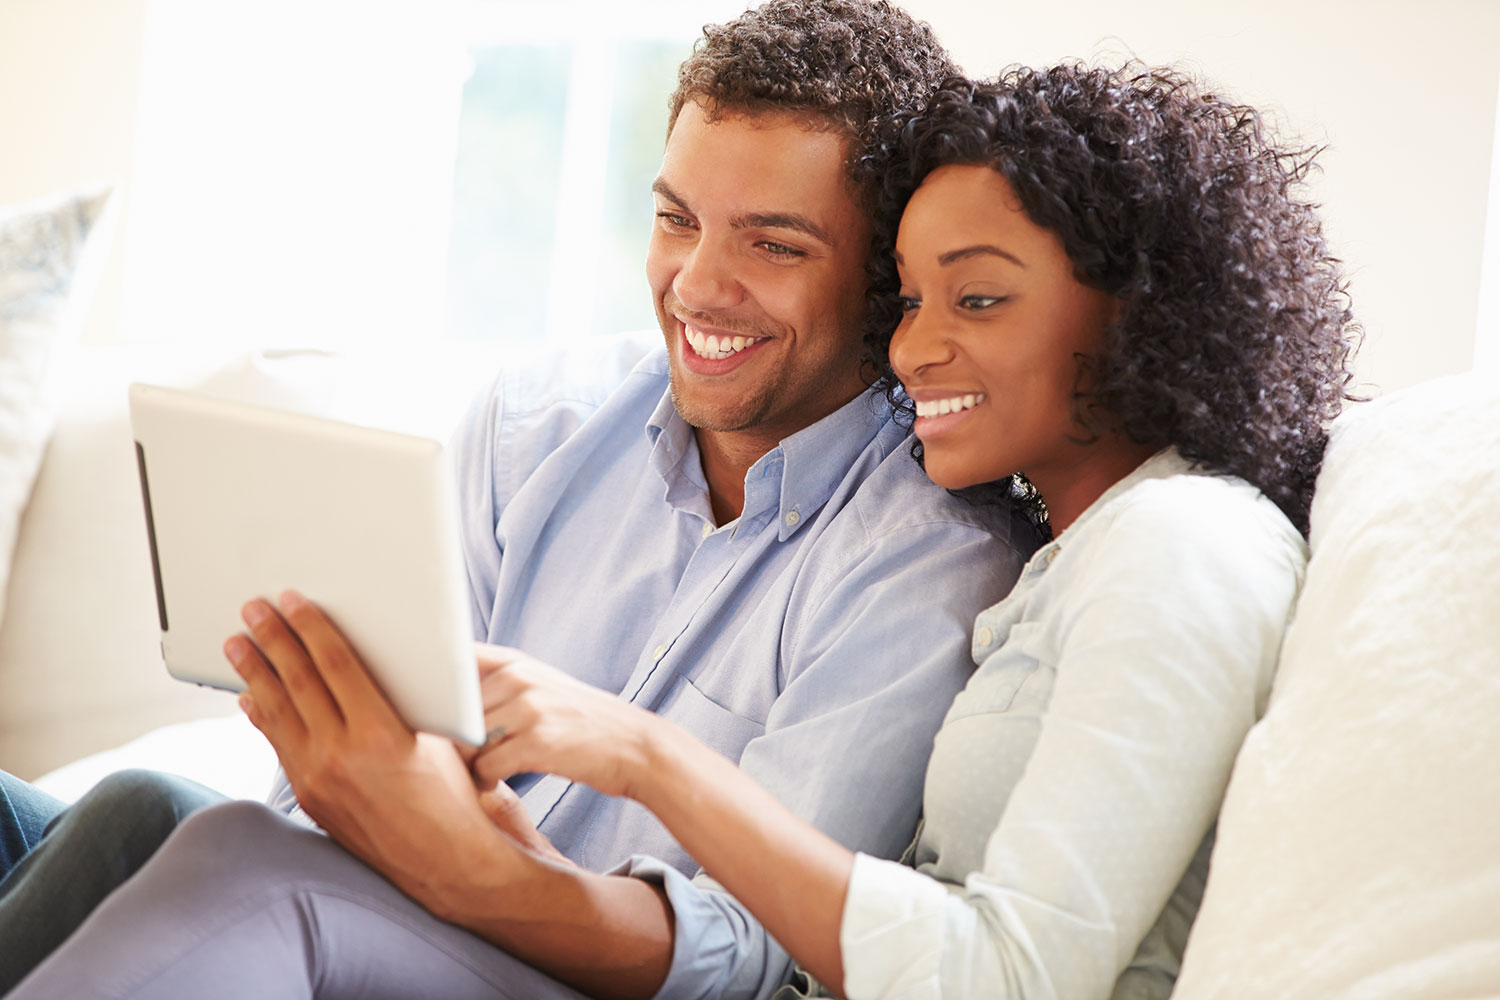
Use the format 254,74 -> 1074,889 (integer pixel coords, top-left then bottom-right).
120,0 -> 745,349
445,1 -> 745,345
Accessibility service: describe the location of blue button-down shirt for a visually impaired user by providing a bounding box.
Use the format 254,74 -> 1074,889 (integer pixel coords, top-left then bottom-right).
447,339 -> 1032,998
460,337 -> 1031,997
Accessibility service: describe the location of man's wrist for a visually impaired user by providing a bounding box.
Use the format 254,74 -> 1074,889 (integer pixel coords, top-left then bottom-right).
424,821 -> 547,926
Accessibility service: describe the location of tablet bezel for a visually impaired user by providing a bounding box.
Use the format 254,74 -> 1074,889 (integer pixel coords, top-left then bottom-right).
129,382 -> 485,746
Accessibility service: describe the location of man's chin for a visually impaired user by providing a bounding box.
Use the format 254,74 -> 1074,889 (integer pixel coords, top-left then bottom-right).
665,374 -> 771,435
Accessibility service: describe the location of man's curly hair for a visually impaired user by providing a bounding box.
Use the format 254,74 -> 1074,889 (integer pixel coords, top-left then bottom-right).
862,63 -> 1363,536
668,0 -> 957,201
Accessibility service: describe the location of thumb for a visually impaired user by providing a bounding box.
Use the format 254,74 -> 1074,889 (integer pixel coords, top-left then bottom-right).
478,787 -> 571,866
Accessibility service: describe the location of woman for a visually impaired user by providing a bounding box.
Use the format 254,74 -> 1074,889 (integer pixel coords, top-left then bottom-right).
465,62 -> 1360,998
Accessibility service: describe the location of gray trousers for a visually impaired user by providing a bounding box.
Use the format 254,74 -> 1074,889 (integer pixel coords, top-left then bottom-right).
9,800 -> 595,1000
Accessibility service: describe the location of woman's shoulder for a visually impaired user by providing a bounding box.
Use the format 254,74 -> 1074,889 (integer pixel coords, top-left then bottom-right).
1093,452 -> 1302,553
1057,452 -> 1308,605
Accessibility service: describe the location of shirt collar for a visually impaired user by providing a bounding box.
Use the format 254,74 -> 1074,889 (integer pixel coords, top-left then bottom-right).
766,389 -> 895,540
644,388 -> 710,514
644,386 -> 896,540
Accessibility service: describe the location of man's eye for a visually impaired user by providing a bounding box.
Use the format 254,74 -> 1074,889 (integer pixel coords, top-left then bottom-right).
657,211 -> 694,229
959,295 -> 1007,311
758,241 -> 805,257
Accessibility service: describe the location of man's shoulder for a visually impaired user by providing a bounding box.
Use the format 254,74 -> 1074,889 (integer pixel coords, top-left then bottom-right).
488,331 -> 666,420
832,433 -> 1036,556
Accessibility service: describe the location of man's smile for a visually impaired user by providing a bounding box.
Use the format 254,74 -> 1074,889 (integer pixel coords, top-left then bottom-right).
683,324 -> 769,361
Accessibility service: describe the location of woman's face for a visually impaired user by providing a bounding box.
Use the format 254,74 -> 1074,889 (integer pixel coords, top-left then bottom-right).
890,164 -> 1146,520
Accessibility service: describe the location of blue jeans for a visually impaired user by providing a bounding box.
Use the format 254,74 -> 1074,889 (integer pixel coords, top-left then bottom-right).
0,770 -> 66,875
0,768 -> 227,992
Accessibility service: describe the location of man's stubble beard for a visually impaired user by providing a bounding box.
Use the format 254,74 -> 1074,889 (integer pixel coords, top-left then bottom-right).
665,364 -> 781,435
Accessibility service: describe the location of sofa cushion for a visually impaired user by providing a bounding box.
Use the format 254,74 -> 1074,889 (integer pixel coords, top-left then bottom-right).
1174,372 -> 1500,997
0,189 -> 110,630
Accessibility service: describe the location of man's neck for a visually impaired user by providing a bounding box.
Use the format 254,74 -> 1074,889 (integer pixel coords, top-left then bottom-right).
694,427 -> 779,525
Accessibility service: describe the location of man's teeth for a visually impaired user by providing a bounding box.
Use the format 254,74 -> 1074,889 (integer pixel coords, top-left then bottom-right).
915,394 -> 985,418
686,326 -> 763,360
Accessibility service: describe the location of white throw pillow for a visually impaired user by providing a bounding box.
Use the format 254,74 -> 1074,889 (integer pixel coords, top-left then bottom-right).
1174,372 -> 1500,998
0,188 -> 111,627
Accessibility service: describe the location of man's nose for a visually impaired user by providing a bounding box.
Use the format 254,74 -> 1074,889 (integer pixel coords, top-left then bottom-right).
889,307 -> 954,381
673,237 -> 742,313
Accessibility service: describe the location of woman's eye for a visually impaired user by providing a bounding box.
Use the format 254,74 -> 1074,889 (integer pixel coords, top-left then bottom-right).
897,295 -> 921,313
959,294 -> 1007,311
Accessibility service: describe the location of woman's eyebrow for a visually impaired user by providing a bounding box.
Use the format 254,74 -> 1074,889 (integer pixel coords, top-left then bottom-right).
938,244 -> 1026,268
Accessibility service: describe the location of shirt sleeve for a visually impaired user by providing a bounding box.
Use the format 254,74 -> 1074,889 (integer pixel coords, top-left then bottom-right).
450,337 -> 661,640
839,483 -> 1307,1000
450,370 -> 508,640
639,514 -> 1030,1000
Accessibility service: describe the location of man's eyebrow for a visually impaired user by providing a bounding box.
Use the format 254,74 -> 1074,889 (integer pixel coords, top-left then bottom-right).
731,211 -> 834,247
652,177 -> 835,247
652,178 -> 686,206
937,244 -> 1026,268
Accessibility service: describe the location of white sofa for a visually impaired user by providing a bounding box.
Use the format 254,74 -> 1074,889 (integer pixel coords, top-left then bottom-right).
3,192 -> 1498,995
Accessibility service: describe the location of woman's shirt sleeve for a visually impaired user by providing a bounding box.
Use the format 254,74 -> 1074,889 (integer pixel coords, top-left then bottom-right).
839,475 -> 1308,1000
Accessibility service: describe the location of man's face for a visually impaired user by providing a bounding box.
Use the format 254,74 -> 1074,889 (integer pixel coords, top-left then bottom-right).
647,100 -> 872,447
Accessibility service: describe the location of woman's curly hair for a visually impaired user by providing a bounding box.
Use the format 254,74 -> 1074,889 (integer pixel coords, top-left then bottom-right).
861,63 -> 1362,536
668,0 -> 957,197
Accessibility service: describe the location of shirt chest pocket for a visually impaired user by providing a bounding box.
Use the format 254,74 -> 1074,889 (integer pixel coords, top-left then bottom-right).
657,675 -> 767,764
944,620 -> 1057,723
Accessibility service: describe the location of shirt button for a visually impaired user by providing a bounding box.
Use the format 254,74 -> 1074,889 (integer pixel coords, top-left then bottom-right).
701,522 -> 713,539
975,626 -> 995,648
784,510 -> 800,526
652,644 -> 668,662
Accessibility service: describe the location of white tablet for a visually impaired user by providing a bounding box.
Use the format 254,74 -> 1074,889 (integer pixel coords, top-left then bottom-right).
128,382 -> 485,745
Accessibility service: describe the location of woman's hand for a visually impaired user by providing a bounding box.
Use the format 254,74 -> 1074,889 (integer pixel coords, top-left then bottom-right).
470,645 -> 663,802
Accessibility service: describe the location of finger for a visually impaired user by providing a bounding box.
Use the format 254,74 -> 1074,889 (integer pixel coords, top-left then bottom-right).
474,643 -> 526,679
277,590 -> 407,733
225,633 -> 307,750
476,652 -> 560,716
242,598 -> 344,733
471,733 -> 531,790
477,786 -> 568,864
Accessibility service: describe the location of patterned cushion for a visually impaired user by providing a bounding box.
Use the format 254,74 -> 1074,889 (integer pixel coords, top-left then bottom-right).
0,189 -> 111,626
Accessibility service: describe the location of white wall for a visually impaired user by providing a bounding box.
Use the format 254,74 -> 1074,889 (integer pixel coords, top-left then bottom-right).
901,0 -> 1500,395
2,0 -> 1496,394
0,0 -> 149,347
1476,71 -> 1500,374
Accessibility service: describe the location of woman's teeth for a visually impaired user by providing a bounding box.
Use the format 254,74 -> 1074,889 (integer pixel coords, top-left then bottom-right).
686,326 -> 764,360
915,393 -> 985,418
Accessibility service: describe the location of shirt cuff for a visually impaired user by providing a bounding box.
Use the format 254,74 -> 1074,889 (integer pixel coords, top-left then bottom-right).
614,854 -> 766,1000
840,852 -> 951,1000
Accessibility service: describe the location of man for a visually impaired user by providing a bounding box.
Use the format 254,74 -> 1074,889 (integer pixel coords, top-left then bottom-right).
1,2 -> 1030,996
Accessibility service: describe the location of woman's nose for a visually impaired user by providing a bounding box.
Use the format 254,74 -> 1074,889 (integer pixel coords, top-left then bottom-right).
889,305 -> 953,381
